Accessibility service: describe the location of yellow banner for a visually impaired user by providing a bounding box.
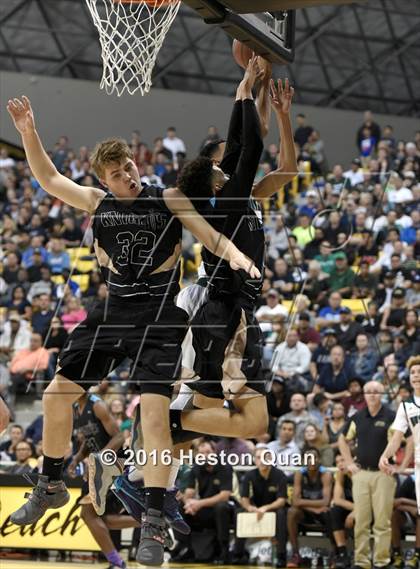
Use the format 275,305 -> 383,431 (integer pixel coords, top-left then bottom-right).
0,486 -> 100,550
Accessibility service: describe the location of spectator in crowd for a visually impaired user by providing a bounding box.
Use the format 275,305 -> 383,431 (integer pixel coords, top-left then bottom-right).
296,312 -> 321,350
349,332 -> 379,382
46,237 -> 71,274
356,110 -> 381,149
286,447 -> 333,567
291,214 -> 314,248
176,440 -> 233,564
353,259 -> 378,298
255,288 -> 288,333
163,127 -> 186,161
266,377 -> 290,428
322,401 -> 346,453
342,377 -> 367,417
2,252 -> 20,285
61,296 -> 87,333
333,307 -> 363,351
310,328 -> 338,380
339,381 -> 396,569
344,158 -> 364,187
317,292 -> 343,328
294,113 -> 314,149
328,254 -> 355,298
6,440 -> 37,475
330,453 -> 354,569
0,313 -> 31,361
271,329 -> 312,392
31,293 -> 54,335
302,423 -> 334,466
233,445 -> 288,567
380,287 -> 408,332
313,345 -> 352,401
4,285 -> 31,318
278,393 -> 317,448
267,419 -> 300,471
270,259 -> 295,299
0,423 -> 25,460
9,333 -> 50,402
27,266 -> 55,302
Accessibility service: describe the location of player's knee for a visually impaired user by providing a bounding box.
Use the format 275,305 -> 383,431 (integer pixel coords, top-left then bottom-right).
43,374 -> 85,408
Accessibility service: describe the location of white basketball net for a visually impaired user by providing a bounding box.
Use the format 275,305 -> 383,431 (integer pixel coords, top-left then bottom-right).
85,0 -> 181,96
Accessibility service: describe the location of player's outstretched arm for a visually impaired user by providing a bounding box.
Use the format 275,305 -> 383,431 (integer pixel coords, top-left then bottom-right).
164,188 -> 261,279
252,79 -> 298,201
255,57 -> 272,139
7,97 -> 105,213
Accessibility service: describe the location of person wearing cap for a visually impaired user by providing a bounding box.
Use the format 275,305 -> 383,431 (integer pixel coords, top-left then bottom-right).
374,270 -> 396,313
0,311 -> 31,358
406,273 -> 420,309
380,287 -> 408,332
332,306 -> 363,352
255,289 -> 288,334
310,328 -> 338,381
338,381 -> 396,569
344,158 -> 364,187
328,253 -> 355,298
313,345 -> 352,402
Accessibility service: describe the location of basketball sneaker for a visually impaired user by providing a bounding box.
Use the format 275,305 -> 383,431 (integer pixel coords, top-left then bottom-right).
136,508 -> 167,566
10,474 -> 70,525
405,551 -> 420,568
88,452 -> 123,516
114,473 -> 190,534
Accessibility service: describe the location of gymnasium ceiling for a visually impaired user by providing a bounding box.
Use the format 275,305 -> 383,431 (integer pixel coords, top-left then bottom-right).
1,0 -> 419,116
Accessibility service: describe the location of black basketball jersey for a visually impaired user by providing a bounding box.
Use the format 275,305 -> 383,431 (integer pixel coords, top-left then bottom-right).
74,394 -> 110,453
301,468 -> 324,500
201,197 -> 265,309
92,185 -> 182,301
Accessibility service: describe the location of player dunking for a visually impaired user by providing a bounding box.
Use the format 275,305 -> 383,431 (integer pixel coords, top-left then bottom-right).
170,58 -> 297,440
7,96 -> 259,566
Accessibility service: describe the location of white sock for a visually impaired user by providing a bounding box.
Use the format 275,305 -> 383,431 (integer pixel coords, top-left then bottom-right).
167,458 -> 180,489
128,465 -> 143,482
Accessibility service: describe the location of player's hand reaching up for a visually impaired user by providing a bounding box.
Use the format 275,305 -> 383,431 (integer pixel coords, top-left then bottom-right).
242,55 -> 264,92
270,78 -> 294,115
7,96 -> 35,135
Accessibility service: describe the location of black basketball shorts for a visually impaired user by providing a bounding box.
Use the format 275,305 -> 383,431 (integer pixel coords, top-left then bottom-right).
56,299 -> 188,398
190,298 -> 266,400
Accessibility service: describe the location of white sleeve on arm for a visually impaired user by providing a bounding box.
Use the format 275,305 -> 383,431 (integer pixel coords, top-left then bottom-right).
392,403 -> 409,433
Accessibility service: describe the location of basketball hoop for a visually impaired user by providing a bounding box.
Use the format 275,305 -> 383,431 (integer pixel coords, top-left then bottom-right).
85,0 -> 181,96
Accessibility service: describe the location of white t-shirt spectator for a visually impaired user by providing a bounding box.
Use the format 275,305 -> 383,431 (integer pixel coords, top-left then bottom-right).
163,136 -> 186,159
388,186 -> 413,204
271,340 -> 312,376
344,168 -> 364,187
255,303 -> 288,333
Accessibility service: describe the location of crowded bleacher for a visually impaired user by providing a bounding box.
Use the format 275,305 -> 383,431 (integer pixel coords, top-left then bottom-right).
0,111 -> 419,567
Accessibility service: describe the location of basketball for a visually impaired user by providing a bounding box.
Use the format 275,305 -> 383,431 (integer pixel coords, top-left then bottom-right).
232,39 -> 254,69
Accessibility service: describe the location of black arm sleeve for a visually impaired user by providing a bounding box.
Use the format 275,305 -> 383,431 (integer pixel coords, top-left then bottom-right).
220,100 -> 243,177
218,100 -> 263,210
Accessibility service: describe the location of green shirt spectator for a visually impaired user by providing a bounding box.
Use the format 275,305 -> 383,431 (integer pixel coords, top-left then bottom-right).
328,253 -> 355,297
315,241 -> 340,274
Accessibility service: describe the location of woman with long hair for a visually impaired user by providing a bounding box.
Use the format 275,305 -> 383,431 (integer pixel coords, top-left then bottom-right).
303,422 -> 334,467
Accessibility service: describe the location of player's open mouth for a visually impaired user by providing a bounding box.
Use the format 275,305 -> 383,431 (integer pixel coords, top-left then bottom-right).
129,181 -> 138,192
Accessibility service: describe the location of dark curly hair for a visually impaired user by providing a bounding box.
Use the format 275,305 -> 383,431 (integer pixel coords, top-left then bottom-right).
177,156 -> 214,214
200,138 -> 225,160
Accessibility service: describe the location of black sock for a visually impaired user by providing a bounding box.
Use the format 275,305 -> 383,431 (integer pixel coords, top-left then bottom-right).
416,547 -> 420,556
42,455 -> 64,482
337,546 -> 346,554
169,409 -> 182,430
145,487 -> 165,512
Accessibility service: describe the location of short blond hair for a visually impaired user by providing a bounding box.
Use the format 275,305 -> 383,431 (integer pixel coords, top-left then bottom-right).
90,138 -> 133,178
408,356 -> 420,371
